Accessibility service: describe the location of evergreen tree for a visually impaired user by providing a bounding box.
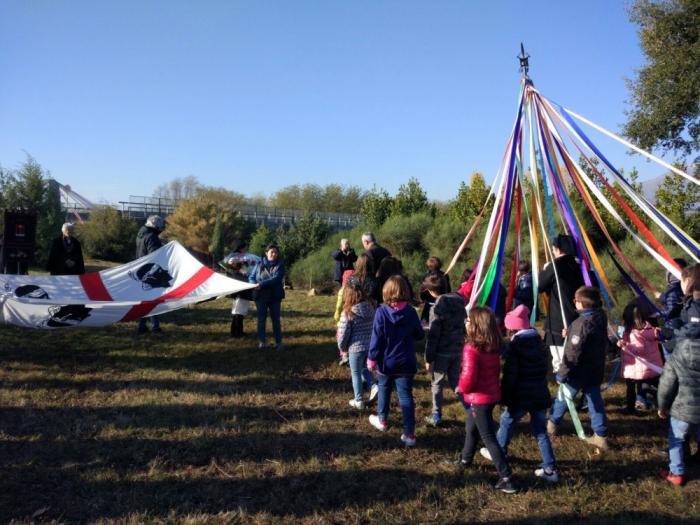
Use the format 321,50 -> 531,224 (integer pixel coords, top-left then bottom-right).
360,186 -> 393,227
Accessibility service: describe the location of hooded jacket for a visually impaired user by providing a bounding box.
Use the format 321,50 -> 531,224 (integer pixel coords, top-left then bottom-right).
620,323 -> 663,381
658,323 -> 700,424
368,303 -> 424,375
424,293 -> 466,363
337,301 -> 376,354
501,329 -> 551,411
556,307 -> 609,387
538,254 -> 584,346
457,343 -> 501,405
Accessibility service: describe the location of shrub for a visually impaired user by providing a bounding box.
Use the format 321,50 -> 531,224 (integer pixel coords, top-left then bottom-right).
76,207 -> 138,262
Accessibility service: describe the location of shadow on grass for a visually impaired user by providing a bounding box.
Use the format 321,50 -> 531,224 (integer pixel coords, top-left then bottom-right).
445,512 -> 698,525
2,467 -> 469,522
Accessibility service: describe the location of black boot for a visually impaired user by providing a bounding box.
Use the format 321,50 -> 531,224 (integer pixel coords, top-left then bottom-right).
230,317 -> 238,338
235,315 -> 245,337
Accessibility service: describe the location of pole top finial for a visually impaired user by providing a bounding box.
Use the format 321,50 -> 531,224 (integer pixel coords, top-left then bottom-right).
518,43 -> 530,78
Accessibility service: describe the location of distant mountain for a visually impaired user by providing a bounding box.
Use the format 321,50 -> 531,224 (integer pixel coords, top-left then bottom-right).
640,175 -> 665,203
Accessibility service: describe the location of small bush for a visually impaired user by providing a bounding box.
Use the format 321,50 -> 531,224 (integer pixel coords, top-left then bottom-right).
76,207 -> 139,262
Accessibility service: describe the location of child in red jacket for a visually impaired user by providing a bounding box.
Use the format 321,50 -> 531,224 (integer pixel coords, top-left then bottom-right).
455,306 -> 517,494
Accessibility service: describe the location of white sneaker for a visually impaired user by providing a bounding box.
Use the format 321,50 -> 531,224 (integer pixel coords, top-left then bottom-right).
400,433 -> 417,447
369,384 -> 379,402
368,414 -> 388,432
348,399 -> 364,409
534,468 -> 560,483
479,447 -> 493,461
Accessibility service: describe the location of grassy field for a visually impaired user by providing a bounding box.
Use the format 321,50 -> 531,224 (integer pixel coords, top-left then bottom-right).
1,285 -> 700,524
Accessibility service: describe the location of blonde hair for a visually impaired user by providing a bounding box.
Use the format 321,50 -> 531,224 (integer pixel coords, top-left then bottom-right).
382,275 -> 411,305
466,306 -> 501,353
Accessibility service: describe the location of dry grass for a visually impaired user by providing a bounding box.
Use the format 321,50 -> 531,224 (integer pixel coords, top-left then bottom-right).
1,285 -> 700,524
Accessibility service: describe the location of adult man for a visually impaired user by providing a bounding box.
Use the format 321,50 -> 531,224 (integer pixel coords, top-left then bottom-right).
538,234 -> 584,372
361,232 -> 391,275
135,215 -> 165,334
47,223 -> 85,275
331,238 -> 357,285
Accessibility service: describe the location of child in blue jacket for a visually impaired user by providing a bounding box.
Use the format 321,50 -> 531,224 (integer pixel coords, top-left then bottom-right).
368,275 -> 424,446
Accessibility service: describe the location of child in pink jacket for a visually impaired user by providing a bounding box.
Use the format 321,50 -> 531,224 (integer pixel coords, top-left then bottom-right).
455,306 -> 517,494
618,298 -> 663,413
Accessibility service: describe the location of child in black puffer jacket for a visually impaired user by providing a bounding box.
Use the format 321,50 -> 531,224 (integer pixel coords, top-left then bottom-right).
482,304 -> 559,483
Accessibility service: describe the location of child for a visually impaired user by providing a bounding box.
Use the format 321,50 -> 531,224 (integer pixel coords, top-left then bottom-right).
334,269 -> 355,366
420,256 -> 451,323
228,260 -> 253,337
367,275 -> 424,446
481,304 -> 558,483
512,260 -> 534,313
658,265 -> 700,486
455,306 -> 517,494
619,298 -> 663,413
657,258 -> 688,328
423,274 -> 466,427
337,280 -> 378,409
548,286 -> 610,451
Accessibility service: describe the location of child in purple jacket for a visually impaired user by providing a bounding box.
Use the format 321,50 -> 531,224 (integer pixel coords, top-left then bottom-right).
367,275 -> 424,446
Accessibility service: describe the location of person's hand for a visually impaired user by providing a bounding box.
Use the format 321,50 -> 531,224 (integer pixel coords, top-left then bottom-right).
658,409 -> 668,419
255,284 -> 262,290
425,362 -> 432,372
654,291 -> 662,300
562,328 -> 568,337
617,339 -> 624,349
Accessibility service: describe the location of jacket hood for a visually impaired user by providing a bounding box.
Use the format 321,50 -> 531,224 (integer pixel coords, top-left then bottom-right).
434,293 -> 467,317
383,303 -> 414,325
351,301 -> 375,320
512,328 -> 539,340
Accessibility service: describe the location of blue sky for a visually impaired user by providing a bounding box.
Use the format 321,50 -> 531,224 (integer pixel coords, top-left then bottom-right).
0,1 -> 669,204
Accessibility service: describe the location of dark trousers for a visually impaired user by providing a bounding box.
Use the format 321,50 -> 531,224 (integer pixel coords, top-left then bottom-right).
230,315 -> 245,337
461,402 -> 512,479
625,378 -> 658,410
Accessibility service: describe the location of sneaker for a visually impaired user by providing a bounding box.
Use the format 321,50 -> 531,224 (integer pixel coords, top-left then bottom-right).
258,342 -> 266,349
425,413 -> 442,428
534,467 -> 560,483
634,400 -> 647,411
349,399 -> 364,410
369,384 -> 379,402
275,343 -> 283,350
368,414 -> 388,432
338,355 -> 349,366
401,433 -> 417,447
661,469 -> 684,486
136,325 -> 149,334
444,457 -> 470,468
494,477 -> 518,494
479,447 -> 493,461
546,420 -> 558,436
151,326 -> 163,334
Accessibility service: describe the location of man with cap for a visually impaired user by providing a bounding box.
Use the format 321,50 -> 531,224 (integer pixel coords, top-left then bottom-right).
47,223 -> 85,276
538,234 -> 584,372
135,215 -> 165,334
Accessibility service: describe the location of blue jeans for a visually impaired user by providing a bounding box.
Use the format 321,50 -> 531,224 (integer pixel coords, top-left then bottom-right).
497,408 -> 557,470
349,351 -> 376,402
255,299 -> 282,344
550,382 -> 608,437
138,315 -> 160,331
669,417 -> 700,476
377,374 -> 415,436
